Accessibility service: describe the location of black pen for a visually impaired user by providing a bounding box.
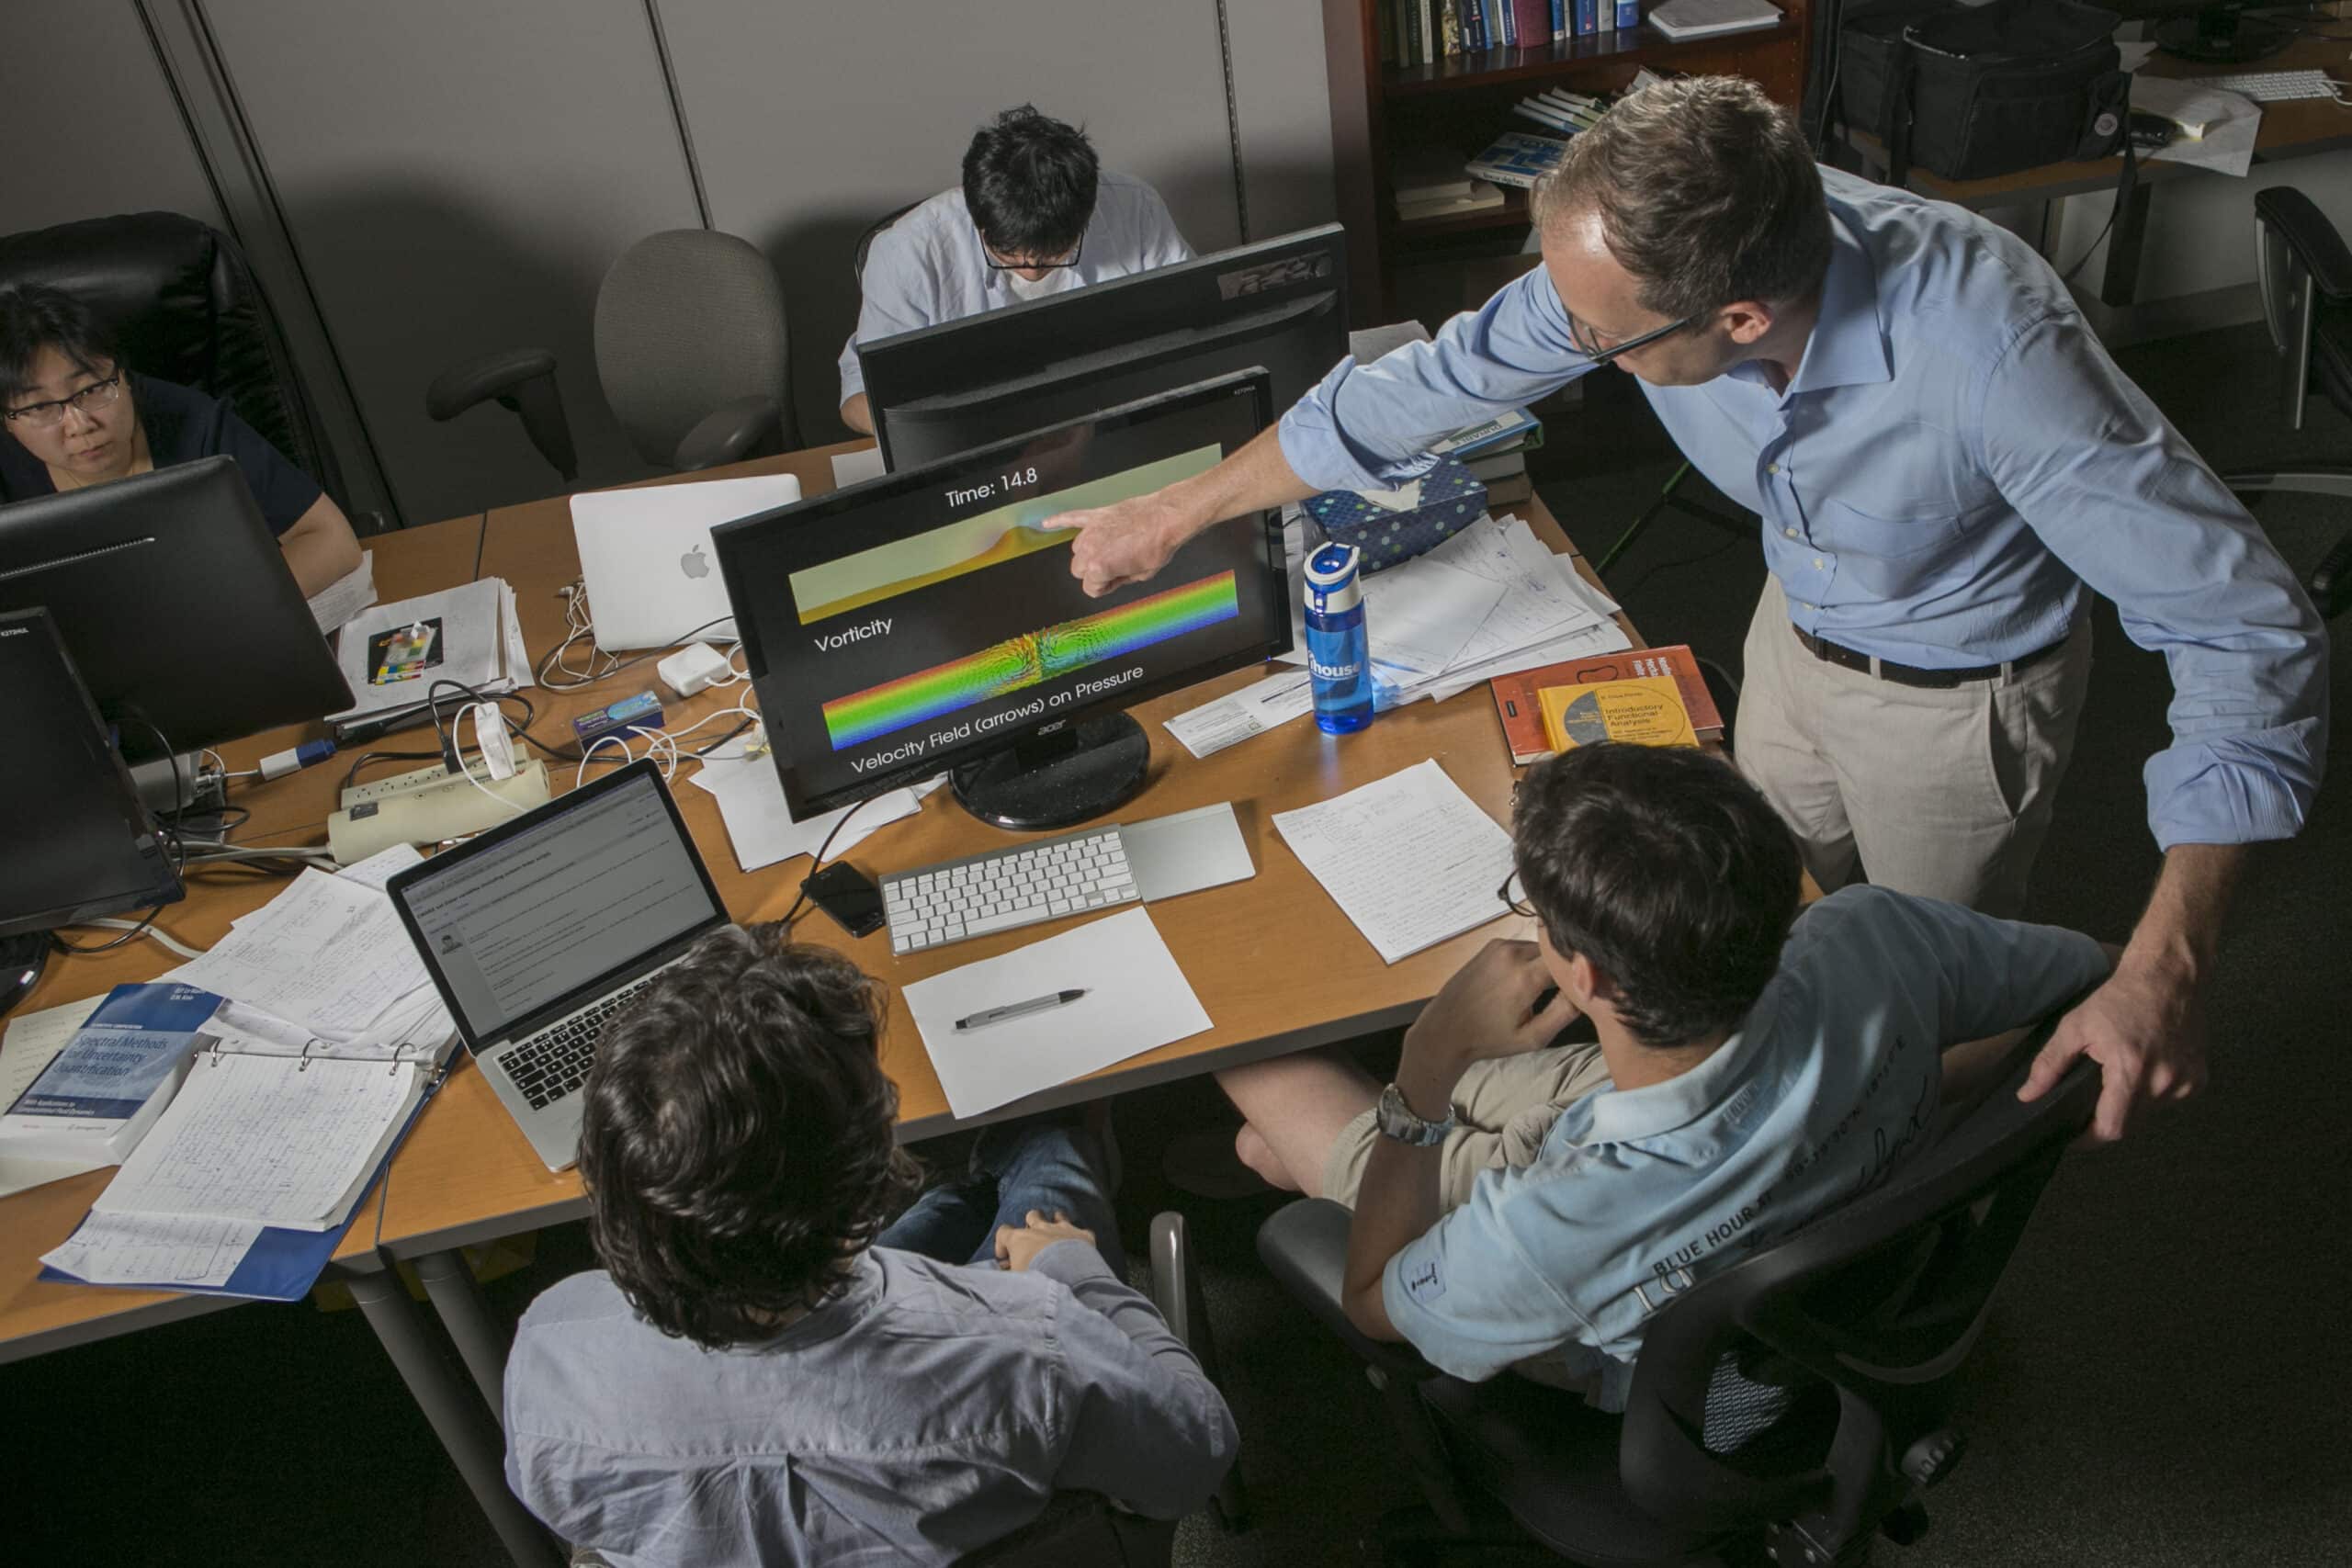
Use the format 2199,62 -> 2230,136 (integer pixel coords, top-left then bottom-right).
955,989 -> 1088,1031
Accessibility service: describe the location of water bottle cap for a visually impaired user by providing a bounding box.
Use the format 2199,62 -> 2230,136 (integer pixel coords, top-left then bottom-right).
1305,543 -> 1360,588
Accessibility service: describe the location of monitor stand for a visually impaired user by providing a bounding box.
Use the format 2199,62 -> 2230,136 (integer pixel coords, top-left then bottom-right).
2156,8 -> 2292,64
0,931 -> 51,1020
950,713 -> 1151,831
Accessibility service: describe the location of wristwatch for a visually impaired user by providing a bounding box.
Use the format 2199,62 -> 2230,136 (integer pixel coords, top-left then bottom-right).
1374,1080 -> 1459,1147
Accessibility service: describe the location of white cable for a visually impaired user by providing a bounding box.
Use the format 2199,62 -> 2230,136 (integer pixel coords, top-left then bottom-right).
454,702 -> 527,815
81,918 -> 208,959
576,731 -> 637,789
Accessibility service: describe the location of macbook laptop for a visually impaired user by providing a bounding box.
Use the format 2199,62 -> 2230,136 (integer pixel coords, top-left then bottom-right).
386,761 -> 727,1170
571,472 -> 803,652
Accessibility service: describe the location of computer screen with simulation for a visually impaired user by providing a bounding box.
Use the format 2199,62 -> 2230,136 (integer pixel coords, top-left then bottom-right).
716,372 -> 1289,822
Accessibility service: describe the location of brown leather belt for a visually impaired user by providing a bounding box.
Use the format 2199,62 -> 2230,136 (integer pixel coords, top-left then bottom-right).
1791,624 -> 2067,689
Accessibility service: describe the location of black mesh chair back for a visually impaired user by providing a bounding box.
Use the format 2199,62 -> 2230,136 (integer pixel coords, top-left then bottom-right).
0,211 -> 346,508
1615,1055 -> 2102,1557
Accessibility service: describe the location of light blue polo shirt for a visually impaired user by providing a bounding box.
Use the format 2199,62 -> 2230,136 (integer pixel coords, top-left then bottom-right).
1382,886 -> 2109,1410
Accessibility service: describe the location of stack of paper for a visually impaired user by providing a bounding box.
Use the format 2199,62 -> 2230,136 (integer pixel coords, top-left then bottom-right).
1278,513 -> 1632,705
161,854 -> 455,1059
325,577 -> 532,739
37,848 -> 457,1296
0,996 -> 108,1199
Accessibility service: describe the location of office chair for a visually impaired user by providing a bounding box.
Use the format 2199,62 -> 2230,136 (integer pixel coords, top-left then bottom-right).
1257,1043 -> 2103,1567
565,1210 -> 1240,1568
2224,185 -> 2352,619
426,229 -> 797,485
854,201 -> 922,284
0,210 -> 358,518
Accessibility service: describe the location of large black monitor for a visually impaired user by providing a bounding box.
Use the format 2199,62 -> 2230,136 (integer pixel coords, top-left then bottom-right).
860,223 -> 1345,473
716,370 -> 1290,830
0,608 -> 184,1009
0,456 -> 352,759
2109,0 -> 2290,63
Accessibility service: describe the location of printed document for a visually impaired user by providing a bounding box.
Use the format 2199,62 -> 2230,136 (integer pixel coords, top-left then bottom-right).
1163,669 -> 1316,759
902,908 -> 1212,1118
688,753 -> 935,873
1272,759 -> 1515,964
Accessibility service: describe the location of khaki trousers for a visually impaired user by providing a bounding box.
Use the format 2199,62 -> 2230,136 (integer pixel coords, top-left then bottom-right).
1734,577 -> 2093,917
1321,1043 -> 1614,1208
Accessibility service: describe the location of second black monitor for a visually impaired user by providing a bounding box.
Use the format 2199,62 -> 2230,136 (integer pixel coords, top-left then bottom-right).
859,223 -> 1345,473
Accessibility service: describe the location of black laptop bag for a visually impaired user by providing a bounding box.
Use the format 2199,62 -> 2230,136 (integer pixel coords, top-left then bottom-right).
1838,0 -> 2131,186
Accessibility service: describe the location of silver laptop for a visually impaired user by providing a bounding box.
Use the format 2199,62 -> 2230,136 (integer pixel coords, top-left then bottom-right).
386,761 -> 728,1170
571,472 -> 803,652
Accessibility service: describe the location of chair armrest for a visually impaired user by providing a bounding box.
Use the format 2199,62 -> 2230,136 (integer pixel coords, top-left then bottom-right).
2256,186 -> 2352,302
425,347 -> 558,421
1255,1199 -> 1441,1384
1148,1212 -> 1198,1349
672,394 -> 782,472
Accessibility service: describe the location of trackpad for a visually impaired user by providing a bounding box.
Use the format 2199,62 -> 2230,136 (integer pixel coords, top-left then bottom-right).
1120,802 -> 1255,903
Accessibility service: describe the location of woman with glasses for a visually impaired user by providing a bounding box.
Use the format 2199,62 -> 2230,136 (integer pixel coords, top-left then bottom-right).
836,104 -> 1193,436
0,283 -> 361,595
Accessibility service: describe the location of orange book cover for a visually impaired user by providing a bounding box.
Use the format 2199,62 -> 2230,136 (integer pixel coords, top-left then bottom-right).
1490,644 -> 1723,765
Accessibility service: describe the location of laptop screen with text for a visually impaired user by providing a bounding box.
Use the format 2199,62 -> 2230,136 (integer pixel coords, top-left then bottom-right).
395,770 -> 720,1043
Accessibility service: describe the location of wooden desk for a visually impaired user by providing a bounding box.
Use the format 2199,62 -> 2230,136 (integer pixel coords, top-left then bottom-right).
382,443 -> 1637,1257
1847,35 -> 2352,306
2,445 -> 1634,1568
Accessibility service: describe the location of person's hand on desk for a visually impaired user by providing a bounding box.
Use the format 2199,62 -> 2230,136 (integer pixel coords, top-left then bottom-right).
995,1209 -> 1097,1270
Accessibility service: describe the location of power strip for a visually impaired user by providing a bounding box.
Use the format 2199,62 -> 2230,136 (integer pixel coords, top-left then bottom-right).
341,761 -> 465,809
328,761 -> 550,863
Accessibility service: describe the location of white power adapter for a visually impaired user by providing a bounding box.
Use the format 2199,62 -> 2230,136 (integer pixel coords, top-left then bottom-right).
658,641 -> 735,698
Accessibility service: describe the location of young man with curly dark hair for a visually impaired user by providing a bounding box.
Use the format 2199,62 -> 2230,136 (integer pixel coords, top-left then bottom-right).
500,925 -> 1237,1564
1216,743 -> 2112,1410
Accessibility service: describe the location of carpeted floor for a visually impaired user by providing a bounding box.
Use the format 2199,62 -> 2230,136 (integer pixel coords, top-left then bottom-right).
4,321 -> 2346,1566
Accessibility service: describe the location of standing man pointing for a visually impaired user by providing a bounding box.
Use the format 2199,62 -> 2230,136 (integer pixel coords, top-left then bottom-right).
1044,77 -> 2326,1144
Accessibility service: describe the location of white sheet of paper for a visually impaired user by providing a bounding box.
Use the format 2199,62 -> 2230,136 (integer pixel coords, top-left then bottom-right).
308,549 -> 377,633
1272,760 -> 1514,964
1162,669 -> 1317,758
42,1212 -> 265,1289
830,445 -> 888,489
687,753 -> 924,872
0,995 -> 111,1198
167,870 -> 428,1040
333,841 -> 424,892
95,1054 -> 422,1230
902,908 -> 1211,1118
2133,79 -> 2259,176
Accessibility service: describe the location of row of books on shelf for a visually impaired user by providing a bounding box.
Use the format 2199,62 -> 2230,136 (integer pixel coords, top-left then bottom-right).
1382,0 -> 1641,65
1383,0 -> 1784,69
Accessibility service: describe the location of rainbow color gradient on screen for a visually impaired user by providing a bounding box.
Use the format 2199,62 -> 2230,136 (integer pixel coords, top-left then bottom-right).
822,571 -> 1240,750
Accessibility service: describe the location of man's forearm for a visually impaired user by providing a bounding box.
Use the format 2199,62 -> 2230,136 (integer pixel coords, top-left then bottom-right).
1166,426 -> 1317,548
2123,842 -> 2245,982
1340,1060 -> 1455,1335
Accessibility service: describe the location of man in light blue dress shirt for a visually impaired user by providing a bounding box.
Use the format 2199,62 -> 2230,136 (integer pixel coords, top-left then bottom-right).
503,926 -> 1237,1565
839,104 -> 1193,434
1218,743 -> 2112,1406
1047,77 -> 2325,1145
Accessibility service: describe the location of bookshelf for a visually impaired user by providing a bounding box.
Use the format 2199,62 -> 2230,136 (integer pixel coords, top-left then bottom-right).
1317,2 -> 1814,326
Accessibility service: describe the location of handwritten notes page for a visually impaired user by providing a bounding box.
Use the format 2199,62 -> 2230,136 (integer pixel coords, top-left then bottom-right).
1272,759 -> 1515,964
167,870 -> 427,1040
43,1213 -> 265,1289
93,1054 -> 424,1231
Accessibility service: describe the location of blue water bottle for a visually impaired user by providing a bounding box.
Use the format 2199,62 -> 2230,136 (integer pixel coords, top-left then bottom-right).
1304,542 -> 1374,734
